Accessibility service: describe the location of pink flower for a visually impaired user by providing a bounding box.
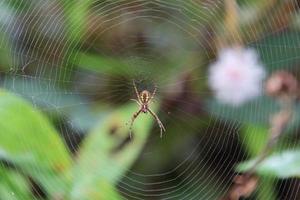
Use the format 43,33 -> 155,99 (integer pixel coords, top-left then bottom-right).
208,47 -> 266,106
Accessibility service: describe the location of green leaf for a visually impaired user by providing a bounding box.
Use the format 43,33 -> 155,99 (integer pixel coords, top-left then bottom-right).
74,51 -> 186,77
241,124 -> 268,156
240,125 -> 277,200
3,77 -> 85,112
71,180 -> 122,200
0,90 -> 72,197
206,96 -> 300,132
64,0 -> 92,42
75,52 -> 150,75
60,0 -> 93,86
257,177 -> 277,200
71,102 -> 159,199
0,166 -> 33,200
251,30 -> 300,72
4,77 -> 106,132
205,96 -> 278,125
237,150 -> 300,178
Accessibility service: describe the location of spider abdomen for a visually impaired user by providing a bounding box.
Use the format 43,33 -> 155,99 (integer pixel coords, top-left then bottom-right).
140,90 -> 151,104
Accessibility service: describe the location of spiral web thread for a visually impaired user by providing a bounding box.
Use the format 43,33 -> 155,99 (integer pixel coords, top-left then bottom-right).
0,0 -> 300,199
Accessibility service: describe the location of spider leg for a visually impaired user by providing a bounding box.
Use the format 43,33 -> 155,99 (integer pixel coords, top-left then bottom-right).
148,84 -> 157,103
129,109 -> 142,138
132,79 -> 141,102
130,99 -> 141,106
148,108 -> 166,138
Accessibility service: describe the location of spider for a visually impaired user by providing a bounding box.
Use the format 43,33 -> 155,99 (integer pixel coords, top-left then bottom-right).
129,80 -> 166,138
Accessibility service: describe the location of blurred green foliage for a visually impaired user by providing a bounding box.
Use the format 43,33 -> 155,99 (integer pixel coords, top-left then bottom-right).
0,0 -> 300,199
71,103 -> 158,199
238,150 -> 300,178
0,90 -> 157,199
0,90 -> 72,198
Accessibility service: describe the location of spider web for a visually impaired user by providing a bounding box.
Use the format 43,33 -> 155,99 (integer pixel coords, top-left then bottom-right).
0,0 -> 300,199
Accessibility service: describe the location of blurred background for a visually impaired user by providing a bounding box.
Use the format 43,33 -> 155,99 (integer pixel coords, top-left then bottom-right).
0,0 -> 300,199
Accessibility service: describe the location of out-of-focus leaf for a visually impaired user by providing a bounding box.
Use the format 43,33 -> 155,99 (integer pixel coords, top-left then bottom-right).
251,30 -> 300,72
257,177 -> 277,200
0,90 -> 72,197
205,96 -> 278,125
64,0 -> 92,42
237,150 -> 300,178
3,77 -> 85,112
68,104 -> 108,133
0,166 -> 33,200
74,51 -> 186,77
0,90 -> 72,168
3,77 -> 101,132
59,0 -> 92,86
71,180 -> 122,200
240,125 -> 277,200
75,52 -> 142,75
241,125 -> 268,156
206,96 -> 300,131
71,102 -> 159,199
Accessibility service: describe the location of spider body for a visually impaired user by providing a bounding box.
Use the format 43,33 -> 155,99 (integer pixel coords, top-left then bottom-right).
129,80 -> 166,137
140,90 -> 150,113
